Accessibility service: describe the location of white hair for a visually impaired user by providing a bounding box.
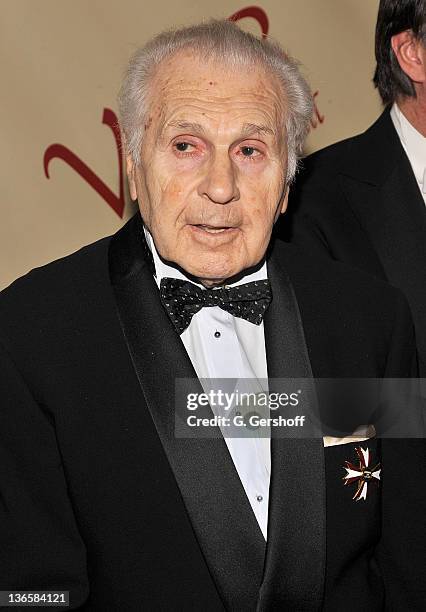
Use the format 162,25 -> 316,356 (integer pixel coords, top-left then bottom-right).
118,19 -> 313,184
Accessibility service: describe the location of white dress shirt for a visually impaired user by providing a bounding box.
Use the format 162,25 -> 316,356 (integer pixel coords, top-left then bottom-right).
390,103 -> 426,205
144,228 -> 271,539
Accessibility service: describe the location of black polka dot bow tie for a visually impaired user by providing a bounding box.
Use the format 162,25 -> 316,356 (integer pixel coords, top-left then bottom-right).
160,277 -> 272,334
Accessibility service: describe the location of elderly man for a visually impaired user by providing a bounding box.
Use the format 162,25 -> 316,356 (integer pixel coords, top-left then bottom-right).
0,19 -> 425,611
283,0 -> 426,376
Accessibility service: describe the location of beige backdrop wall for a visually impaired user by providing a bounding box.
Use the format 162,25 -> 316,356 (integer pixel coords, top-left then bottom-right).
1,0 -> 381,289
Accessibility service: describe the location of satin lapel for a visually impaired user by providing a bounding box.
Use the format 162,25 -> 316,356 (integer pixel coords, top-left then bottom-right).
257,243 -> 326,611
108,214 -> 266,611
341,119 -> 426,373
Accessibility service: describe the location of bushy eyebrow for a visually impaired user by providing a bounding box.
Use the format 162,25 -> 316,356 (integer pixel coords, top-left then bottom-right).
162,120 -> 276,139
163,120 -> 206,135
240,123 -> 275,138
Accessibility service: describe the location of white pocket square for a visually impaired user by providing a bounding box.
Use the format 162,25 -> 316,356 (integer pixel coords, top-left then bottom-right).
323,424 -> 376,447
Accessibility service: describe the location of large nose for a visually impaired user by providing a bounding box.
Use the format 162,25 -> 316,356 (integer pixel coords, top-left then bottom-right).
197,149 -> 240,204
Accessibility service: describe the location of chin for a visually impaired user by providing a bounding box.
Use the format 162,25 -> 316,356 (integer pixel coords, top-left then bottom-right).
185,262 -> 244,285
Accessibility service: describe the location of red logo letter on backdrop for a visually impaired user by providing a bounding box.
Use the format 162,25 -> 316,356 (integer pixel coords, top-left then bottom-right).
43,108 -> 125,218
229,6 -> 269,37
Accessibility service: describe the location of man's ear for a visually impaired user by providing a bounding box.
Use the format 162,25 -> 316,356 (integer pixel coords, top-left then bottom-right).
280,186 -> 290,215
273,185 -> 290,224
126,154 -> 138,202
391,30 -> 426,85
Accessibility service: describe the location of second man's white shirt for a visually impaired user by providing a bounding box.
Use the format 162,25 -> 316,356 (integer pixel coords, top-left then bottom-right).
391,103 -> 426,205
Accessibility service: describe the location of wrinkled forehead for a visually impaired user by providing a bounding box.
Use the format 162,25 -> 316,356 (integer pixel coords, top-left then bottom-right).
145,50 -> 287,140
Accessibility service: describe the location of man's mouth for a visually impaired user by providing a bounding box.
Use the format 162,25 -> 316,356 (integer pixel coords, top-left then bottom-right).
192,224 -> 236,234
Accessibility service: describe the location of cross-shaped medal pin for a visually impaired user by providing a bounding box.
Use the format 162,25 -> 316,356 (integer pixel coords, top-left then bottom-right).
343,446 -> 381,501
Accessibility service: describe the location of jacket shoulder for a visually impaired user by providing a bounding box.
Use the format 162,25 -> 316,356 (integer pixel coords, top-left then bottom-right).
302,135 -> 357,172
298,107 -> 393,182
0,234 -> 114,345
1,235 -> 111,300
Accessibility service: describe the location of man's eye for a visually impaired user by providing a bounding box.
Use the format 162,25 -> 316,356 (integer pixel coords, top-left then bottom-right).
175,142 -> 193,152
240,146 -> 261,158
241,146 -> 255,156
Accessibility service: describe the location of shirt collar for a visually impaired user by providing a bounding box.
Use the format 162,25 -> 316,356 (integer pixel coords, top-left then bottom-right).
390,103 -> 426,192
143,226 -> 268,289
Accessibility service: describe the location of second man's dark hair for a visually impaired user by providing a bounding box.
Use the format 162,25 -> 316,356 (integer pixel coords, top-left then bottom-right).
373,0 -> 426,104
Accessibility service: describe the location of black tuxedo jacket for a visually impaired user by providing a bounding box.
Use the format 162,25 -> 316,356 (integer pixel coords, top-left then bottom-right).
280,107 -> 426,376
0,213 -> 425,611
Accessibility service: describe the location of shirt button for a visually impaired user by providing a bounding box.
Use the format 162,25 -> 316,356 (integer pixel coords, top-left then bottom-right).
214,331 -> 221,338
256,495 -> 263,502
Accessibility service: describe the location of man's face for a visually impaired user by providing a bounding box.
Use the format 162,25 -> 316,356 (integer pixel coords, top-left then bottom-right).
127,51 -> 289,286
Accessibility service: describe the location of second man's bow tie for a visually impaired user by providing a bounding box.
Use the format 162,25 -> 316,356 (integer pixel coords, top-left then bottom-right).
160,277 -> 272,334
